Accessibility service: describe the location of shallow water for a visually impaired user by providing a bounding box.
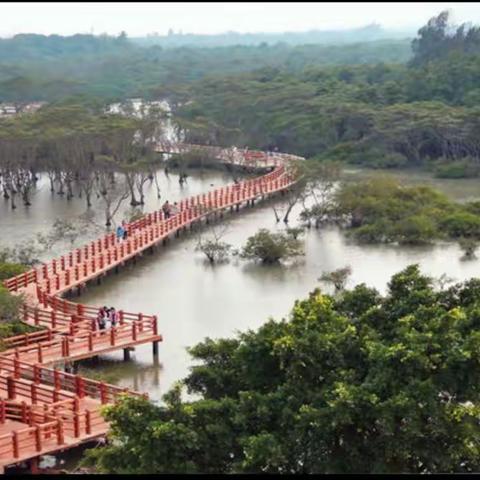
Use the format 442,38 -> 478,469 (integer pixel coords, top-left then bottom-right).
3,166 -> 480,471
74,204 -> 480,403
3,166 -> 480,403
0,166 -> 235,251
343,166 -> 480,203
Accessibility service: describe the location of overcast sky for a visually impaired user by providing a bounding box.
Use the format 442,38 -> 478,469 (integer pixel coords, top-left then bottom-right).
2,2 -> 479,37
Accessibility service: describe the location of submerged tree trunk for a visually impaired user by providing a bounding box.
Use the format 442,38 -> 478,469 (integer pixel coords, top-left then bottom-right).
153,171 -> 161,199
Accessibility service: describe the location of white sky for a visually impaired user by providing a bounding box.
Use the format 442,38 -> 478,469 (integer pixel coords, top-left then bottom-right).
1,2 -> 480,37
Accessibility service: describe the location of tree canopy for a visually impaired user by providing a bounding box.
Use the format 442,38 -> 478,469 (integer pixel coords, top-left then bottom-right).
84,265 -> 480,473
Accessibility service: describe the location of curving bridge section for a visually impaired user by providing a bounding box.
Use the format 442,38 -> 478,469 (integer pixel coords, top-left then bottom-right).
0,144 -> 301,472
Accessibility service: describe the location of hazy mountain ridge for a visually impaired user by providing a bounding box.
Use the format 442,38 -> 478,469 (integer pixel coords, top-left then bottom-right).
131,24 -> 414,48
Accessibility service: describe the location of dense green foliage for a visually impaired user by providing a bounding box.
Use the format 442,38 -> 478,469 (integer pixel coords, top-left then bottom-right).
0,34 -> 410,103
0,285 -> 23,325
0,102 -> 165,223
0,262 -> 27,281
334,177 -> 480,244
3,12 -> 479,176
0,260 -> 40,345
162,12 -> 480,173
84,265 -> 480,473
410,10 -> 480,66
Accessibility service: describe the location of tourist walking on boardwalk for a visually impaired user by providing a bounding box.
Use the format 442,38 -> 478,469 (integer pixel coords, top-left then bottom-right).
116,224 -> 124,241
171,202 -> 180,216
109,307 -> 118,328
162,200 -> 171,219
97,307 -> 107,330
122,219 -> 131,235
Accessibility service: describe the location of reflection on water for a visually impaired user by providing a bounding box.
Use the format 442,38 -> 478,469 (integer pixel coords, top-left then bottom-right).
0,167 -> 235,250
3,167 -> 480,403
3,166 -> 480,471
77,190 -> 480,403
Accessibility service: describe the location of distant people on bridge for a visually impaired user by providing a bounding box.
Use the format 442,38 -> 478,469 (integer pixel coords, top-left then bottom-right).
123,229 -> 128,241
116,225 -> 124,241
97,307 -> 108,330
231,145 -> 238,162
162,200 -> 171,219
171,202 -> 180,216
109,307 -> 118,328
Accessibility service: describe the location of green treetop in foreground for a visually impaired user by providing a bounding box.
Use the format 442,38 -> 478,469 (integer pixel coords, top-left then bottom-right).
84,265 -> 480,473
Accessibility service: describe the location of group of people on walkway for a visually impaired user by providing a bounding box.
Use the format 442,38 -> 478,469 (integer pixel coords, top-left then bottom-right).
96,306 -> 119,330
162,200 -> 180,219
115,201 -> 182,239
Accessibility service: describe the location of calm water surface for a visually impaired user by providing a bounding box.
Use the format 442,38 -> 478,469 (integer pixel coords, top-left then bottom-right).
2,166 -> 480,402
3,165 -> 480,470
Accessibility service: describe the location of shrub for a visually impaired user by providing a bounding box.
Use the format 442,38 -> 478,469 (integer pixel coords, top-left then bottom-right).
319,266 -> 352,292
196,240 -> 233,264
0,285 -> 23,324
393,215 -> 437,245
440,212 -> 480,238
241,229 -> 304,264
434,158 -> 480,179
0,262 -> 27,282
285,227 -> 305,240
458,237 -> 479,260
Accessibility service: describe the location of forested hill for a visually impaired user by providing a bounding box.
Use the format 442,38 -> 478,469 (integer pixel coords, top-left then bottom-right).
0,35 -> 411,102
0,33 -> 134,63
131,24 -> 413,48
163,12 -> 480,176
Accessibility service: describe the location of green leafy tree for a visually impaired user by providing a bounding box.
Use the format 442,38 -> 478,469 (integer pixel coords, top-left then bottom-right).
83,265 -> 480,473
241,228 -> 304,264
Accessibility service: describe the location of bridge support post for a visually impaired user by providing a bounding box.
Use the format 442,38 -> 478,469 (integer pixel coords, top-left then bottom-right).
123,348 -> 131,361
153,341 -> 159,357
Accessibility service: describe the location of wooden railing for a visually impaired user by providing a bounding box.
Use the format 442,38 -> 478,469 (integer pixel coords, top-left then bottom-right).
0,144 -> 299,471
3,331 -> 54,349
0,397 -> 108,463
1,318 -> 159,367
0,357 -> 140,405
0,420 -> 63,463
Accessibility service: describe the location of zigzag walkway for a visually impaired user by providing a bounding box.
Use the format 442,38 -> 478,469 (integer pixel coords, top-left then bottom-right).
0,145 -> 300,472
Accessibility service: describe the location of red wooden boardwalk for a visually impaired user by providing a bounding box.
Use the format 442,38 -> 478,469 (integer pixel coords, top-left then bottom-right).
0,145 -> 300,472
